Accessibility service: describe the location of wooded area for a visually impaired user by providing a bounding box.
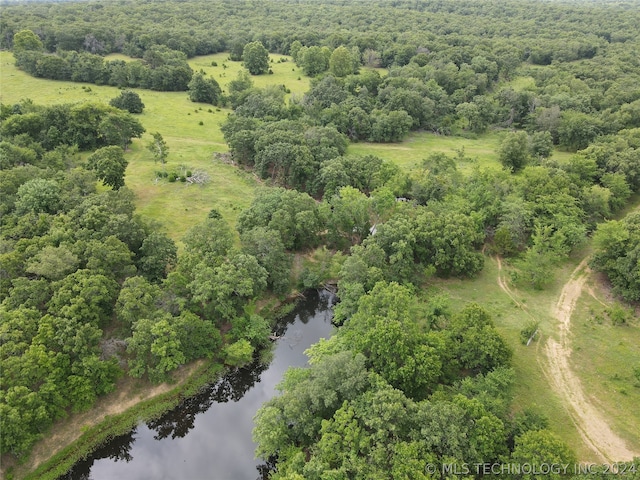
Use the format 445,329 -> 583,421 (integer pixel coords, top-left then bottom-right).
1,0 -> 640,477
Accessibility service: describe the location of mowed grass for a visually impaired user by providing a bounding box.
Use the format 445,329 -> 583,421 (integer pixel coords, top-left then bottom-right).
0,50 -> 313,240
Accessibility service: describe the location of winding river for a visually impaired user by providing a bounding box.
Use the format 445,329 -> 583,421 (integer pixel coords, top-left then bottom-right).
60,290 -> 335,480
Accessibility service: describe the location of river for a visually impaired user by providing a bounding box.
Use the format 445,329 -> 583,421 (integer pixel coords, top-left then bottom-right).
60,290 -> 335,480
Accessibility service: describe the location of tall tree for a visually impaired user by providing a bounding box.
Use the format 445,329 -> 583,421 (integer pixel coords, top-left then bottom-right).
147,132 -> 169,166
498,131 -> 530,172
187,71 -> 222,104
86,146 -> 128,190
242,41 -> 269,75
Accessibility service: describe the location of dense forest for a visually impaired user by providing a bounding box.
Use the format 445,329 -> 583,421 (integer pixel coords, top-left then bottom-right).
1,0 -> 640,478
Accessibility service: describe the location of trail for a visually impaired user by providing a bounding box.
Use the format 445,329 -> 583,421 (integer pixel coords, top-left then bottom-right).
496,257 -> 637,461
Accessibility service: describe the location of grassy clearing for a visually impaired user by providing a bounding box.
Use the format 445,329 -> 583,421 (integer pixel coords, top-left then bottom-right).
348,129 -> 573,173
429,235 -> 640,461
429,253 -> 594,460
571,275 -> 640,451
0,50 -> 312,240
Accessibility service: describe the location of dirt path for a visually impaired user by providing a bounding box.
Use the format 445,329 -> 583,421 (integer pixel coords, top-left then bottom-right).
542,260 -> 637,462
10,360 -> 204,476
495,257 -> 637,461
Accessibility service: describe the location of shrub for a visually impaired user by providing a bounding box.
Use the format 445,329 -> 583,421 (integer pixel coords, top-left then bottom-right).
520,320 -> 539,345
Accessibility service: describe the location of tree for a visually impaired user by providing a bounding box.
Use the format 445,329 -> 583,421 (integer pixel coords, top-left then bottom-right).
109,90 -> 145,114
511,430 -> 576,480
498,130 -> 530,172
98,111 -> 145,150
300,46 -> 330,76
26,245 -> 79,280
147,132 -> 169,165
590,213 -> 640,301
127,317 -> 186,383
15,178 -> 61,214
187,71 -> 222,104
530,131 -> 553,158
329,46 -> 354,78
86,146 -> 128,190
240,227 -> 291,294
138,232 -> 177,282
447,303 -> 512,374
12,30 -> 43,53
558,110 -> 602,151
242,41 -> 269,75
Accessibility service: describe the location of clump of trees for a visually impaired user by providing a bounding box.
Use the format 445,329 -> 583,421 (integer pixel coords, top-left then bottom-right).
187,71 -> 222,104
109,90 -> 145,114
253,283 -> 574,477
591,212 -> 640,302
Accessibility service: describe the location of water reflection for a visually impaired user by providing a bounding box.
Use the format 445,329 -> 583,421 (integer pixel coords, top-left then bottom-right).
60,290 -> 335,480
59,430 -> 136,480
146,361 -> 269,441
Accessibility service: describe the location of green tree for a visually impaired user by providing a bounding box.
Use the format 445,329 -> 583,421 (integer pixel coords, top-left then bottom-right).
109,90 -> 145,114
127,317 -> 186,382
511,430 -> 576,480
12,29 -> 43,53
223,339 -> 254,367
329,46 -> 354,78
116,276 -> 161,332
15,178 -> 61,214
189,253 -> 268,321
590,213 -> 640,301
26,245 -> 79,280
187,71 -> 222,104
147,132 -> 169,166
530,131 -> 554,158
86,146 -> 128,190
240,227 -> 291,294
447,303 -> 512,374
242,41 -> 269,75
558,110 -> 602,151
499,131 -> 530,172
98,111 -> 145,149
300,46 -> 330,76
138,232 -> 177,283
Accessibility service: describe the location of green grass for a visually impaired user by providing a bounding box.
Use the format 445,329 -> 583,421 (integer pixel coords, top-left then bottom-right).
1,51 -> 313,240
430,253 -> 594,460
571,281 -> 640,451
348,129 -> 574,173
428,241 -> 640,461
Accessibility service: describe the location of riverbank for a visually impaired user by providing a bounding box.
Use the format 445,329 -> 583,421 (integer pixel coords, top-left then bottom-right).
2,360 -> 222,480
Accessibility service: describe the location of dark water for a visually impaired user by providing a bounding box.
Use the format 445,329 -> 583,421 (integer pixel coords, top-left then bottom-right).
61,290 -> 335,480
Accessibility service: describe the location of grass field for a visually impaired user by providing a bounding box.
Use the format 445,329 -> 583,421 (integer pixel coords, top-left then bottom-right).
0,51 -> 314,241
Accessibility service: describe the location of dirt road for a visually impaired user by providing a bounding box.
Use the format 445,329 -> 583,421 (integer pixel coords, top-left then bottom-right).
496,257 -> 638,462
544,260 -> 637,461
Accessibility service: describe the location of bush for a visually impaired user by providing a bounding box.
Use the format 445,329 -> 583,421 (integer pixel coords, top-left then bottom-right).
168,173 -> 177,182
109,90 -> 145,114
606,304 -> 631,326
520,320 -> 539,345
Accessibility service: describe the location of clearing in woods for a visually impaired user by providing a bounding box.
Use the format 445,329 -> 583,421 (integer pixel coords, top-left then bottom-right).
496,256 -> 639,462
